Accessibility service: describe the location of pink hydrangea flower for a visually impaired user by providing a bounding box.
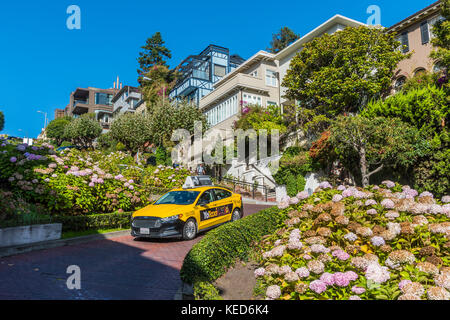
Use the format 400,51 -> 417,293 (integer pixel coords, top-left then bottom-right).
332,249 -> 350,261
266,285 -> 281,300
254,268 -> 265,278
366,209 -> 378,215
332,194 -> 343,202
296,191 -> 309,200
319,181 -> 332,189
382,180 -> 395,188
365,199 -> 377,206
419,191 -> 433,198
351,286 -> 366,294
398,279 -> 412,290
333,272 -> 350,287
320,272 -> 335,286
381,199 -> 395,209
295,267 -> 310,278
309,280 -> 327,294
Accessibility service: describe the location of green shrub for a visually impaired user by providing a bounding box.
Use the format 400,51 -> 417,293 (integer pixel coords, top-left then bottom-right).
180,206 -> 284,299
413,130 -> 450,197
362,86 -> 449,136
53,212 -> 132,232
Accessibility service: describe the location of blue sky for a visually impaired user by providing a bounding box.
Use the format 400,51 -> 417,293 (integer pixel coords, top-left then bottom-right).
0,0 -> 434,138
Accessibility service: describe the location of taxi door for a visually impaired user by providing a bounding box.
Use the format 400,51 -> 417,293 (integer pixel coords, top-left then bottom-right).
196,189 -> 223,230
212,188 -> 234,224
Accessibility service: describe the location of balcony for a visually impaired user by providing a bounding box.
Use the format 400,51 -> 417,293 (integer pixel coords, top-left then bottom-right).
72,100 -> 89,115
199,73 -> 270,110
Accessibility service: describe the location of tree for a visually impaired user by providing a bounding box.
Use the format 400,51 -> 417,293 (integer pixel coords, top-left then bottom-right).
0,111 -> 4,132
328,116 -> 428,187
109,113 -> 152,156
267,27 -> 300,54
148,100 -> 208,147
283,26 -> 406,116
64,114 -> 102,149
137,32 -> 172,81
46,117 -> 72,146
141,65 -> 176,105
430,0 -> 450,71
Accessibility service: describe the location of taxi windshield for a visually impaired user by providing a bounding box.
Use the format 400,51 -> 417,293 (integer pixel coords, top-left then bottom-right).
154,191 -> 200,205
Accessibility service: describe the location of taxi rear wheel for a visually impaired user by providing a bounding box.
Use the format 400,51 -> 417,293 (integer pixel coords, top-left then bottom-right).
182,218 -> 197,240
231,208 -> 242,222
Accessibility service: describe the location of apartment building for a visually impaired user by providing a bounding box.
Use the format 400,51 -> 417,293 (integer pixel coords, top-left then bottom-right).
199,50 -> 280,133
111,85 -> 142,118
169,44 -> 245,106
387,1 -> 443,92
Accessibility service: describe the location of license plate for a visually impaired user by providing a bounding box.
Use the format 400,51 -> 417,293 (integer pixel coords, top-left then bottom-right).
140,228 -> 150,235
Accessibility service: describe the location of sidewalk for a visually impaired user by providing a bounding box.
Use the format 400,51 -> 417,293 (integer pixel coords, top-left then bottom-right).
242,197 -> 277,206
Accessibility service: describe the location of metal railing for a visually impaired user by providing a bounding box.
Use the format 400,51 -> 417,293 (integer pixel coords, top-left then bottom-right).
218,177 -> 274,202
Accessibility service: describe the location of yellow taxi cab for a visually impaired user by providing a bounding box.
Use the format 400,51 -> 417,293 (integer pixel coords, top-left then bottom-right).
131,176 -> 243,240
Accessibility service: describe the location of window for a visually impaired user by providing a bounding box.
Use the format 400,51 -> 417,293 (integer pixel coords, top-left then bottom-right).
197,190 -> 215,205
155,191 -> 200,205
420,21 -> 430,44
414,68 -> 426,77
265,70 -> 278,87
213,189 -> 232,200
394,76 -> 406,93
204,95 -> 238,126
214,65 -> 226,77
399,32 -> 409,53
95,93 -> 113,105
243,93 -> 261,106
267,101 -> 277,107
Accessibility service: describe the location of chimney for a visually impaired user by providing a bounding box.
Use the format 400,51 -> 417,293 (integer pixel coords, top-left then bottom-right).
113,81 -> 116,89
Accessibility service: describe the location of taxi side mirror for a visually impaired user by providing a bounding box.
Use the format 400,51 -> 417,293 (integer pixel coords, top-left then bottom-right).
197,199 -> 209,207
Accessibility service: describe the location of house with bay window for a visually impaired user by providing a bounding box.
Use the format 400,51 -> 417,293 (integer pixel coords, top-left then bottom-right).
199,50 -> 280,132
387,1 -> 443,92
111,85 -> 142,118
169,44 -> 245,107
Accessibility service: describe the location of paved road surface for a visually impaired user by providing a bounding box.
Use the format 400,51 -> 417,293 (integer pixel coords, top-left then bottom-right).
0,204 -> 272,300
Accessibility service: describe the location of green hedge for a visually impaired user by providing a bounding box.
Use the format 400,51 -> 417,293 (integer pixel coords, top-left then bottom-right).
180,206 -> 284,288
0,211 -> 133,232
53,212 -> 132,232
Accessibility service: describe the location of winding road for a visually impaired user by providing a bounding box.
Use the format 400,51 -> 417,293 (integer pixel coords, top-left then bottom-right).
0,204 -> 272,300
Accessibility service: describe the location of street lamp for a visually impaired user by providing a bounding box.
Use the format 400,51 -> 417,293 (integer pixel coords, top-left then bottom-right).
37,110 -> 48,129
143,76 -> 166,103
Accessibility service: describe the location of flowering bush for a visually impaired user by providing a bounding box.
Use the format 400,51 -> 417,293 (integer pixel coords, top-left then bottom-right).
0,140 -> 192,215
254,182 -> 449,300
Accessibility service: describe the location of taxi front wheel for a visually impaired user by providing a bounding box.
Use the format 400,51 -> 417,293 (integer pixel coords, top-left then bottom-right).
182,218 -> 197,240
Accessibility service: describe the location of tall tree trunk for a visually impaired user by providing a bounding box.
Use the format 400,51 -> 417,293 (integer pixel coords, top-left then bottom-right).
359,146 -> 370,187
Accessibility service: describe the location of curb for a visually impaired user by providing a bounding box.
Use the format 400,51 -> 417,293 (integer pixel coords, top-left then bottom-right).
174,282 -> 194,300
0,229 -> 131,258
242,198 -> 277,206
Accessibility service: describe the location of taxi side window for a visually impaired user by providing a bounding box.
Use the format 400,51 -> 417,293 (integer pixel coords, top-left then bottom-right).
198,190 -> 215,204
214,189 -> 232,200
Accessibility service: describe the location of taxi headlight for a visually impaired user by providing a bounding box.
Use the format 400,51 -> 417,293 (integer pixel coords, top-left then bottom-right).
160,215 -> 180,224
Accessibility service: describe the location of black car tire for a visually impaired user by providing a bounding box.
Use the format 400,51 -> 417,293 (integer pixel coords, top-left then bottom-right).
231,208 -> 242,222
182,218 -> 197,240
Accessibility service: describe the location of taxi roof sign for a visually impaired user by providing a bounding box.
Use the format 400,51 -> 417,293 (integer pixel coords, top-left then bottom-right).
183,175 -> 214,189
